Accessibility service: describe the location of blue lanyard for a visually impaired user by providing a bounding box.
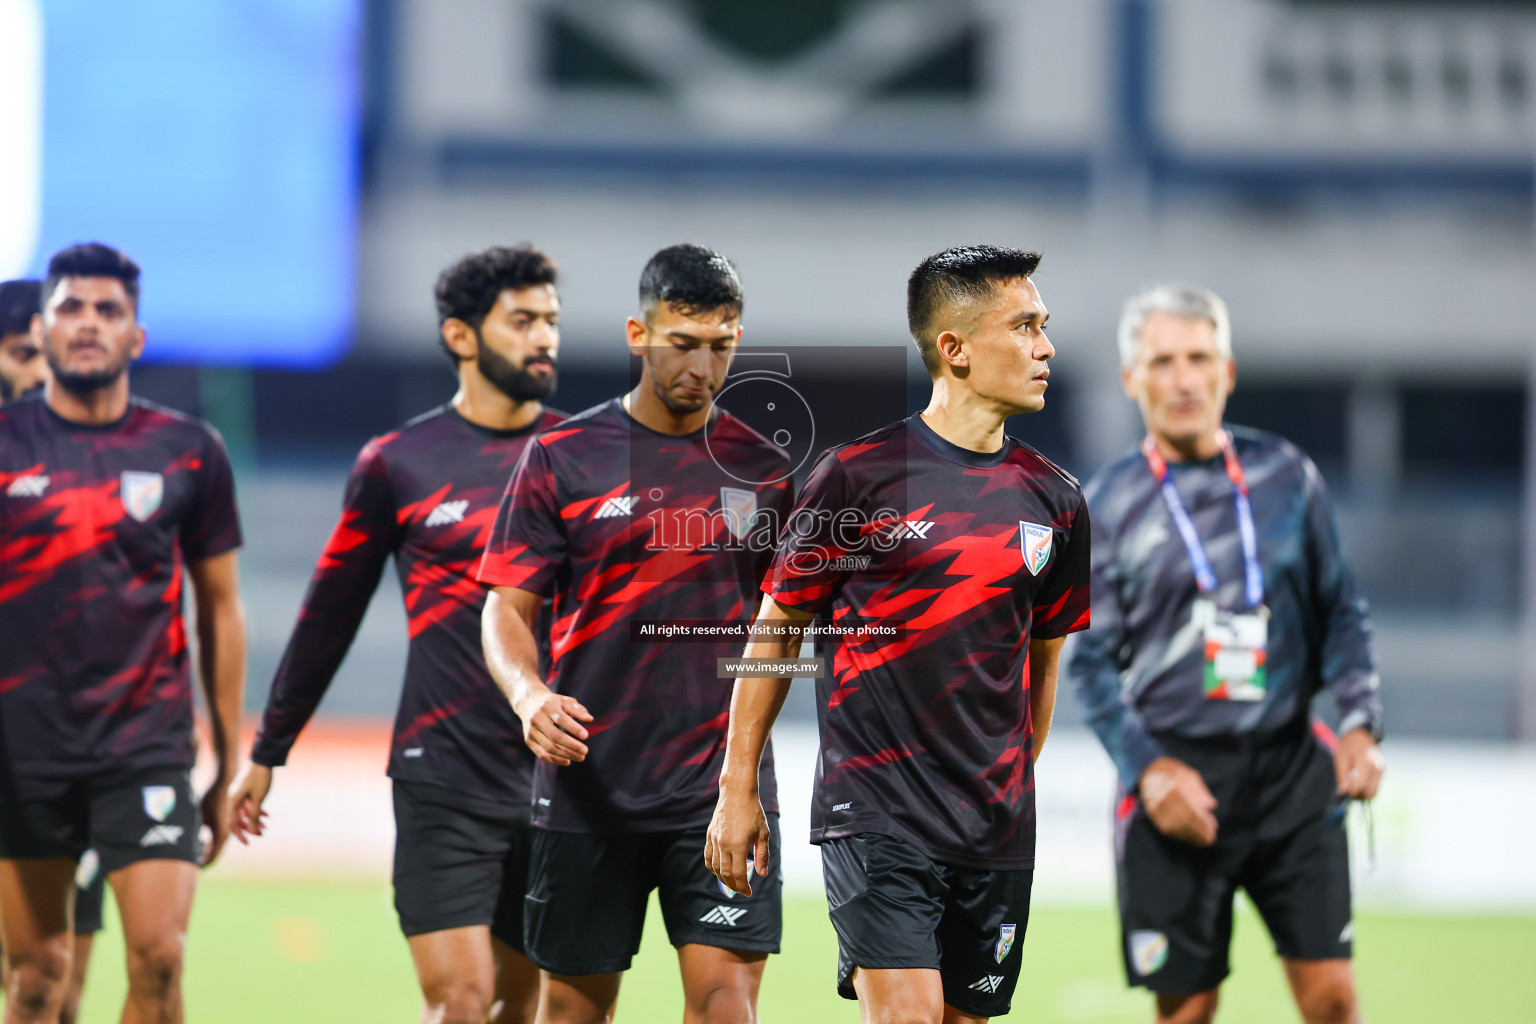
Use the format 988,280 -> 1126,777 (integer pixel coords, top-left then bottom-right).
1142,431 -> 1264,608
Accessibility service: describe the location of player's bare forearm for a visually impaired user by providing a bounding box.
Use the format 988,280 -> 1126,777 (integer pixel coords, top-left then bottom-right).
482,585 -> 592,765
707,596 -> 811,895
190,551 -> 248,782
481,586 -> 546,707
1028,636 -> 1064,761
719,596 -> 810,792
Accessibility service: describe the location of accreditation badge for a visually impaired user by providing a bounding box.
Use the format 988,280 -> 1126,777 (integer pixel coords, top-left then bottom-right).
1191,598 -> 1269,701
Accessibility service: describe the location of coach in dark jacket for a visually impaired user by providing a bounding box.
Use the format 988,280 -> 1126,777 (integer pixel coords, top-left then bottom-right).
1068,284 -> 1383,1024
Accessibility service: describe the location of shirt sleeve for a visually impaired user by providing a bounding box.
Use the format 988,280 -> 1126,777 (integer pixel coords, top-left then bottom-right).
748,477 -> 796,589
1066,484 -> 1168,788
760,450 -> 856,615
1302,457 -> 1384,740
180,425 -> 243,561
1031,490 -> 1092,639
476,436 -> 566,595
250,438 -> 400,768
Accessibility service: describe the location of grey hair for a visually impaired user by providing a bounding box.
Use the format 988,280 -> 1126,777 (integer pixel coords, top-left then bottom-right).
1116,284 -> 1232,367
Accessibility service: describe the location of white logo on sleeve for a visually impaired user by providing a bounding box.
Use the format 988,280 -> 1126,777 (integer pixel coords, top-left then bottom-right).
142,785 -> 177,822
6,474 -> 48,497
1339,921 -> 1354,943
594,495 -> 638,519
699,905 -> 748,926
895,519 -> 934,539
120,471 -> 164,522
424,500 -> 468,527
968,975 -> 1004,994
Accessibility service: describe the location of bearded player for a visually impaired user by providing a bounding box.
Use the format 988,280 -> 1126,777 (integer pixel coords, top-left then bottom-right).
0,243 -> 246,1024
707,245 -> 1091,1023
480,244 -> 791,1024
0,279 -> 50,402
228,245 -> 565,1024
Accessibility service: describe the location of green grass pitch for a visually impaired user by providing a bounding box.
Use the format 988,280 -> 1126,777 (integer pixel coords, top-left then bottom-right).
67,879 -> 1536,1022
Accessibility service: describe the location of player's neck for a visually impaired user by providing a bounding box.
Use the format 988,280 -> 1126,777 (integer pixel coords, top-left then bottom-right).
45,376 -> 130,426
918,389 -> 1007,454
451,377 -> 542,432
1149,428 -> 1223,463
621,383 -> 709,436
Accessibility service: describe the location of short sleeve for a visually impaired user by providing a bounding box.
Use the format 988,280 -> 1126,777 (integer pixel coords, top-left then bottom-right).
760,450 -> 857,615
476,435 -> 567,595
1031,491 -> 1091,639
180,426 -> 242,561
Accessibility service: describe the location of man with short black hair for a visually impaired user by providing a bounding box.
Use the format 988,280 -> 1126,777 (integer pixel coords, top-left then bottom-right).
229,244 -> 565,1024
1068,283 -> 1383,1024
708,244 -> 1091,1023
0,242 -> 247,1024
0,279 -> 48,402
480,244 -> 792,1024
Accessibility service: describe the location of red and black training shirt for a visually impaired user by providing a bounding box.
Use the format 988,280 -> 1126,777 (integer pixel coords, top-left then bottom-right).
763,413 -> 1091,870
477,398 -> 792,833
0,394 -> 242,779
251,405 -> 565,809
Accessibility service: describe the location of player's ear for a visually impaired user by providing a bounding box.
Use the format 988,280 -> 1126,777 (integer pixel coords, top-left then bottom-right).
440,318 -> 477,361
1121,363 -> 1136,401
624,316 -> 649,356
933,329 -> 968,371
129,324 -> 146,362
1224,357 -> 1237,395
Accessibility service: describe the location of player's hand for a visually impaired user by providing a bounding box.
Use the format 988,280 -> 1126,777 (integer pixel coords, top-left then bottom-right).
705,785 -> 770,898
227,762 -> 273,845
1334,728 -> 1384,800
514,690 -> 594,766
201,779 -> 233,866
1138,756 -> 1219,846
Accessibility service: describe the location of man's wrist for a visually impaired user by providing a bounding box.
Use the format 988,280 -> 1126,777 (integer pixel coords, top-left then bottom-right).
509,679 -> 551,716
718,762 -> 761,797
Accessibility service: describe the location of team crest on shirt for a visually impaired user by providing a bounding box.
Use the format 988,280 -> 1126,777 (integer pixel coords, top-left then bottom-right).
142,785 -> 177,823
719,487 -> 758,540
120,471 -> 164,522
994,923 -> 1017,962
1129,930 -> 1169,975
1019,522 -> 1052,576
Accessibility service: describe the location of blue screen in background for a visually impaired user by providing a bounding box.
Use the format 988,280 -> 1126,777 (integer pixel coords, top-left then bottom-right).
29,1 -> 359,367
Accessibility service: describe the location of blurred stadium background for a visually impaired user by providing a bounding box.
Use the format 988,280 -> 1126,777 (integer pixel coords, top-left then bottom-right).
4,0 -> 1535,1019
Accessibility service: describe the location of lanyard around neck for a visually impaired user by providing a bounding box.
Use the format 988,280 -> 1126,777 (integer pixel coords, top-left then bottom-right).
1142,430 -> 1264,608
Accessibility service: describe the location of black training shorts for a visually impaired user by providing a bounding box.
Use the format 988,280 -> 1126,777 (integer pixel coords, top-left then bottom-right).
0,765 -> 201,873
821,832 -> 1034,1019
523,815 -> 783,976
392,780 -> 532,949
1115,726 -> 1354,995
